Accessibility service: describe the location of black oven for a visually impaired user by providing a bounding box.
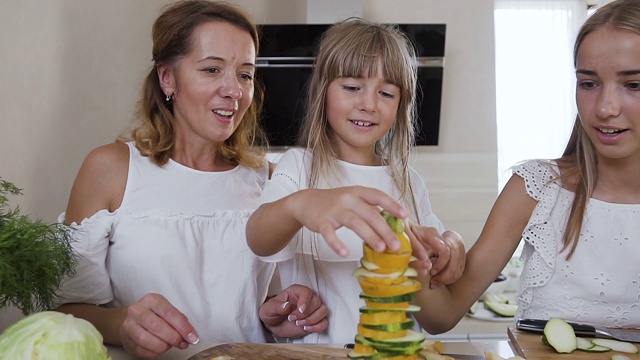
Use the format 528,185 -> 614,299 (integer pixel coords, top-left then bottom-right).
256,24 -> 446,147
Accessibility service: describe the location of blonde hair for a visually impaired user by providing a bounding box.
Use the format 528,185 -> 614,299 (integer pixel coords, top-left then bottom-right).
119,0 -> 267,168
298,18 -> 423,220
556,0 -> 640,258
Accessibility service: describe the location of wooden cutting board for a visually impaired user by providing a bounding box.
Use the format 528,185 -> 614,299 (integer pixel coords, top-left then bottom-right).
187,343 -> 350,360
508,325 -> 640,359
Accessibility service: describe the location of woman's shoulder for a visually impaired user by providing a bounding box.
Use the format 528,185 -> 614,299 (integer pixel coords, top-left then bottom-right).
65,142 -> 130,222
82,142 -> 130,170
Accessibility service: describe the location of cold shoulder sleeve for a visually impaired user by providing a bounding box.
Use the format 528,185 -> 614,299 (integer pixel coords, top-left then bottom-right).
512,160 -> 562,314
54,210 -> 115,308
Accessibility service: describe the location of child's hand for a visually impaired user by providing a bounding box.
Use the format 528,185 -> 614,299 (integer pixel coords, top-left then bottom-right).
407,224 -> 466,288
291,186 -> 408,257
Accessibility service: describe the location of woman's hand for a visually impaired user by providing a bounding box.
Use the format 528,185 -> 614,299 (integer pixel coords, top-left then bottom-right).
120,293 -> 199,359
259,284 -> 329,339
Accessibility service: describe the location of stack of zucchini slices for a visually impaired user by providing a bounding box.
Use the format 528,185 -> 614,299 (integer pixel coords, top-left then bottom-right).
347,211 -> 424,360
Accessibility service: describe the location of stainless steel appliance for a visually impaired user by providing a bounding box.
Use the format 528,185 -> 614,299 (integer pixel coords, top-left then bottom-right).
256,24 -> 446,147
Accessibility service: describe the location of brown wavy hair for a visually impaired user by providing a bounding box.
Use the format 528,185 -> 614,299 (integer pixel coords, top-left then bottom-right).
119,0 -> 267,168
556,0 -> 640,258
298,18 -> 423,221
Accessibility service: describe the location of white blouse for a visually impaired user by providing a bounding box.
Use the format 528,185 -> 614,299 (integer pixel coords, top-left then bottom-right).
514,160 -> 640,328
259,148 -> 444,344
56,142 -> 275,343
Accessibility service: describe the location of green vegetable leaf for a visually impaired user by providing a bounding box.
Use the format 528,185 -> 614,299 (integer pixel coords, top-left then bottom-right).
381,210 -> 405,233
0,177 -> 78,315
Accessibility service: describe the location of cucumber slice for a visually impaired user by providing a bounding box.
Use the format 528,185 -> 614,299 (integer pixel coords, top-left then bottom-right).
543,318 -> 577,354
483,293 -> 516,305
359,292 -> 415,303
381,210 -> 404,233
468,301 -> 480,314
356,334 -> 423,352
361,318 -> 415,332
582,345 -> 612,352
352,267 -> 418,278
361,258 -> 381,271
365,329 -> 426,347
484,293 -> 509,304
483,301 -> 517,317
611,355 -> 631,360
575,337 -> 610,352
592,339 -> 639,354
346,350 -> 380,359
360,305 -> 421,313
576,337 -> 596,350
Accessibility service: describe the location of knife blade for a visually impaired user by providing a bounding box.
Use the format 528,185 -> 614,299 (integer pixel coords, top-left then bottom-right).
517,319 -> 640,343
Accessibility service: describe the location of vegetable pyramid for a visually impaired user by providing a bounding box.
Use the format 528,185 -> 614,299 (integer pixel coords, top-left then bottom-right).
347,211 -> 425,360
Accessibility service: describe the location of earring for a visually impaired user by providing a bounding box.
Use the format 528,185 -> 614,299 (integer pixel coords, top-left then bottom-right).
165,94 -> 173,103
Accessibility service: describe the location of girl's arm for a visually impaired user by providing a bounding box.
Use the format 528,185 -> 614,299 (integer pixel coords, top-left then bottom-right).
246,186 -> 410,258
412,174 -> 537,334
408,226 -> 466,287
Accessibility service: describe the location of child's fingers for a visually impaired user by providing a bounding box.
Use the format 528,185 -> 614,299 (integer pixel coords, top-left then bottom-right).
318,225 -> 351,257
406,223 -> 429,262
356,186 -> 408,220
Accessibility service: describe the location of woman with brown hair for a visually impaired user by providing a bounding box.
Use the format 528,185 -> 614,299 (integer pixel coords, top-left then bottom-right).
54,1 -> 327,358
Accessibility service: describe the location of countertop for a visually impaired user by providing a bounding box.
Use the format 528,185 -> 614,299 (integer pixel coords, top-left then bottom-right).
106,307 -> 516,359
107,340 -> 516,360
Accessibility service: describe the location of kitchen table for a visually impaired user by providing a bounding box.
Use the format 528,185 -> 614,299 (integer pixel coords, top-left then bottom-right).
106,339 -> 516,360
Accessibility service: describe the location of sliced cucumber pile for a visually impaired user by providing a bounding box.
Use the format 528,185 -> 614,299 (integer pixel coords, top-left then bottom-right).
541,318 -> 639,355
476,293 -> 518,317
484,301 -> 517,317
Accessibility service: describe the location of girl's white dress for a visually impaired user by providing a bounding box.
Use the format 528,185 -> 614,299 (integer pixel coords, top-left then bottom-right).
55,142 -> 275,343
515,160 -> 640,328
259,148 -> 444,344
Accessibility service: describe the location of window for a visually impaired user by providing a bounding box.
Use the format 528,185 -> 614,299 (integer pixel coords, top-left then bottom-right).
494,1 -> 588,190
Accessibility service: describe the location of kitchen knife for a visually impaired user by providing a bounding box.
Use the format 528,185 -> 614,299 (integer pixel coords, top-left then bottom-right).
517,319 -> 640,343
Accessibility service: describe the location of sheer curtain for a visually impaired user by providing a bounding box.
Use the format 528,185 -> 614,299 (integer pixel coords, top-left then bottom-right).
494,0 -> 588,189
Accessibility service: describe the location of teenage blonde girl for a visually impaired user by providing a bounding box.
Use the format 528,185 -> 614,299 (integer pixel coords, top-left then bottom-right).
407,0 -> 640,335
246,18 -> 465,344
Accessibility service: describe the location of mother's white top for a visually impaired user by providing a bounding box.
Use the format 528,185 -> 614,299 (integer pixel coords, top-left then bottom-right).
56,142 -> 275,343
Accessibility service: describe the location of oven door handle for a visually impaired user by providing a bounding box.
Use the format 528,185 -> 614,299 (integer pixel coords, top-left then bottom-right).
417,57 -> 444,67
256,63 -> 314,68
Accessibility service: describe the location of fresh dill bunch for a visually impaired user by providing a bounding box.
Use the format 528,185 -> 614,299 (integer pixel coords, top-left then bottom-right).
0,178 -> 77,315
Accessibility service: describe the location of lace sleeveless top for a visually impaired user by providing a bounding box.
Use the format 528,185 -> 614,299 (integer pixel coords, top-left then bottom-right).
514,160 -> 640,328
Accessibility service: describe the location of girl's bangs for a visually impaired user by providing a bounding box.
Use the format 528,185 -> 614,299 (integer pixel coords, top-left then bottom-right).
325,31 -> 411,90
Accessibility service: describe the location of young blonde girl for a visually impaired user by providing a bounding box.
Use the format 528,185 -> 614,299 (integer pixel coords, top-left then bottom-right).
410,0 -> 640,335
246,18 -> 464,344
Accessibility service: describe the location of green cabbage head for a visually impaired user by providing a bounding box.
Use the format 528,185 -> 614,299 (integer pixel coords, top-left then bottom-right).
0,311 -> 111,359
